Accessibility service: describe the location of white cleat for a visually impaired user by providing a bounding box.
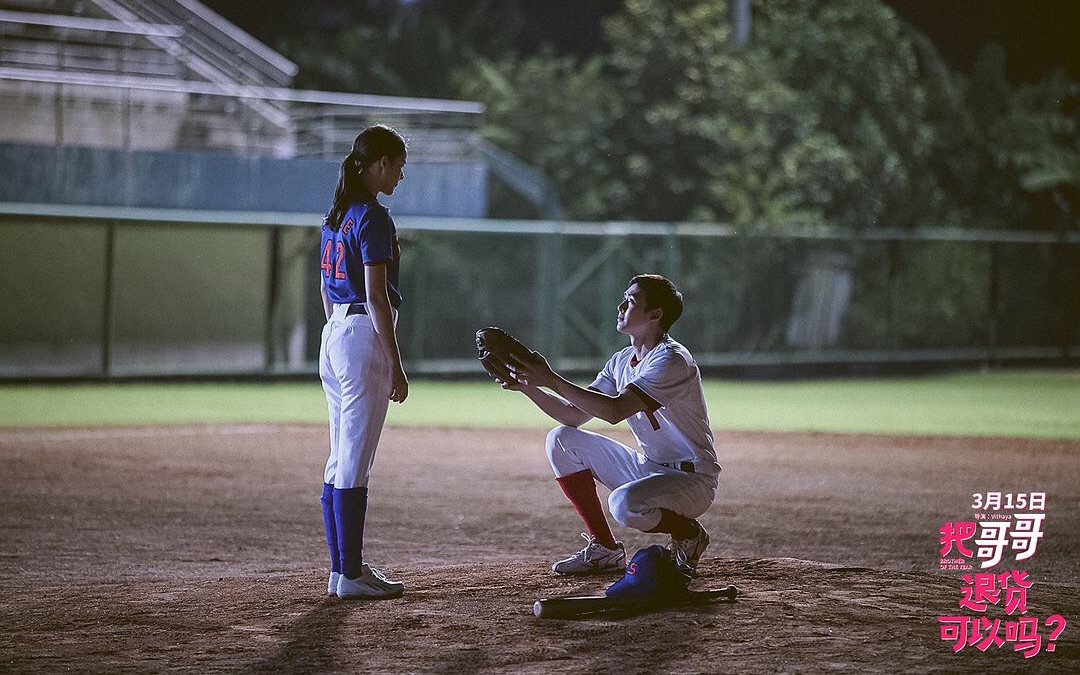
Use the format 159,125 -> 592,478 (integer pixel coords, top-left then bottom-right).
328,571 -> 341,596
551,533 -> 626,575
337,564 -> 404,599
669,524 -> 710,570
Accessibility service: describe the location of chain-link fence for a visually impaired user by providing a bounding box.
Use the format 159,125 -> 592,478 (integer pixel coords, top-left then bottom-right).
396,220 -> 1080,374
2,207 -> 1077,379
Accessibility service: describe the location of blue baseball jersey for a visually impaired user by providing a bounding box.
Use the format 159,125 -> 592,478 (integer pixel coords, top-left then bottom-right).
320,200 -> 402,307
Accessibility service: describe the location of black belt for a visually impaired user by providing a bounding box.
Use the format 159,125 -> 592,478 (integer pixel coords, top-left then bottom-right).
658,460 -> 695,473
347,303 -> 368,315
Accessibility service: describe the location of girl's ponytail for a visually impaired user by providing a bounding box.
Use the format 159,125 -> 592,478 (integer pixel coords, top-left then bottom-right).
324,125 -> 407,231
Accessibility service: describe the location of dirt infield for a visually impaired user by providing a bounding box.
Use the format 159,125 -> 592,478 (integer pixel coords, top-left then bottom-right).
1,424 -> 1078,673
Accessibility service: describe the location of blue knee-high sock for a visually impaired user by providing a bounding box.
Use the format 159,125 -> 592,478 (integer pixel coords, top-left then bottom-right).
333,487 -> 368,579
321,483 -> 339,573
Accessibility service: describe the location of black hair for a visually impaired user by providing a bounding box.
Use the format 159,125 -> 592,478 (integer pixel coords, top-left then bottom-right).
324,124 -> 407,231
629,274 -> 684,333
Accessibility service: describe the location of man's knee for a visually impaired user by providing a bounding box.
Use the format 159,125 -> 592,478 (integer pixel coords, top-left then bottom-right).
608,487 -> 660,531
545,424 -> 579,462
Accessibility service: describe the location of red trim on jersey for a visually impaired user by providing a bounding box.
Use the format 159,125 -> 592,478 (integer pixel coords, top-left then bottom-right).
644,411 -> 661,431
626,383 -> 661,412
625,383 -> 662,431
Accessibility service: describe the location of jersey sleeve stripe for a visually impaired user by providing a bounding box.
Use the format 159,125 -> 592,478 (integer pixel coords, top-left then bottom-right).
625,382 -> 662,413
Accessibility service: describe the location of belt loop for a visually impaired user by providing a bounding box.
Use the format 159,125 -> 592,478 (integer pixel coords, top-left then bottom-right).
658,459 -> 695,473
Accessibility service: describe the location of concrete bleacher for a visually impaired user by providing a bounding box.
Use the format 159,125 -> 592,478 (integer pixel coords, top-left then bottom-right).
0,0 -> 489,215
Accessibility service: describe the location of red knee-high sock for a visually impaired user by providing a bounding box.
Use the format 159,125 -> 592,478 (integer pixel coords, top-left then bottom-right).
648,508 -> 701,541
555,470 -> 618,550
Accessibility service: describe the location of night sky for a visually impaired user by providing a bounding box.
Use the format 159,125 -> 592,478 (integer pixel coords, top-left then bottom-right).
200,0 -> 1080,85
885,0 -> 1080,82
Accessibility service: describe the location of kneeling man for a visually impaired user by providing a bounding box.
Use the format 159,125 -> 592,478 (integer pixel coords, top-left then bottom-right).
503,274 -> 720,574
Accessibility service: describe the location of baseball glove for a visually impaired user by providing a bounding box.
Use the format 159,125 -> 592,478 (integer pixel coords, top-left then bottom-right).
475,327 -> 536,383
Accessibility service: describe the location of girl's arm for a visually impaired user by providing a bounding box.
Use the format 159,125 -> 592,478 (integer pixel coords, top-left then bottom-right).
364,263 -> 408,403
319,277 -> 332,321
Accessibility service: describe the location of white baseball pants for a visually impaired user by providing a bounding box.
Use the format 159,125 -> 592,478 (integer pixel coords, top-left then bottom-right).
546,425 -> 717,532
320,304 -> 392,489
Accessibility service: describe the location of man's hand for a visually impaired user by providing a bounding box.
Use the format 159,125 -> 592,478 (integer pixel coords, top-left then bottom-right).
507,351 -> 557,389
476,327 -> 538,384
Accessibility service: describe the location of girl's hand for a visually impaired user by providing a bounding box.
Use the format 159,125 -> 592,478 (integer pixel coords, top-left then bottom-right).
390,365 -> 409,403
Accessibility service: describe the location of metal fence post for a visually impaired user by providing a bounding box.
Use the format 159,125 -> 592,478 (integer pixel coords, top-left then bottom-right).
536,230 -> 566,360
1059,239 -> 1079,365
102,221 -> 116,377
987,242 -> 999,367
666,225 -> 682,283
410,237 -> 429,361
886,239 -> 900,353
264,225 -> 282,372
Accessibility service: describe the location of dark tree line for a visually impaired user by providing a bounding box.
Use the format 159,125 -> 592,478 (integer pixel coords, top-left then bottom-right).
280,0 -> 1078,233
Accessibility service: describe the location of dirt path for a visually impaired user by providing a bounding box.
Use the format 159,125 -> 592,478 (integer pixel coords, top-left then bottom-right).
1,425 -> 1077,673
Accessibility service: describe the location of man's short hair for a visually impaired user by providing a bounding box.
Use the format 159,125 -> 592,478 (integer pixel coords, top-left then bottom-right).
630,274 -> 683,333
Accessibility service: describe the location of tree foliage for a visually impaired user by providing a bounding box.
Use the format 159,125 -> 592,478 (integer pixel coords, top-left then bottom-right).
472,0 -> 968,228
453,51 -> 620,220
977,59 -> 1079,230
280,0 -> 1079,232
278,0 -> 523,98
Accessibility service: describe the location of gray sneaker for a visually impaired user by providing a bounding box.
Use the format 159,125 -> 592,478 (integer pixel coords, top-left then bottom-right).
669,524 -> 710,570
337,564 -> 404,599
328,571 -> 341,596
552,533 -> 626,575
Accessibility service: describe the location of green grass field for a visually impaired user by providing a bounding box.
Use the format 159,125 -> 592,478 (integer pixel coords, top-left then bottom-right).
1,370 -> 1078,439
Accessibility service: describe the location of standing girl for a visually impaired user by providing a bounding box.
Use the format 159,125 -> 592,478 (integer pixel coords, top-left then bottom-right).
318,125 -> 409,599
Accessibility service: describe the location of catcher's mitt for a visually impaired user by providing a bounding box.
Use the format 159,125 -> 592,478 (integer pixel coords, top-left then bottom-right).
475,327 -> 536,383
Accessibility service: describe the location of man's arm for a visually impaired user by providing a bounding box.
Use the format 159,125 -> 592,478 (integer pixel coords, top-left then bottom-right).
513,384 -> 594,428
509,353 -> 648,425
545,375 -> 648,425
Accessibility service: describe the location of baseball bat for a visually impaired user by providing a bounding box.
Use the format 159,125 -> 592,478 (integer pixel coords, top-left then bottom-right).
533,585 -> 738,619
